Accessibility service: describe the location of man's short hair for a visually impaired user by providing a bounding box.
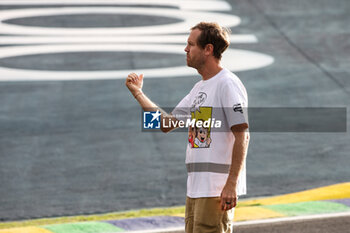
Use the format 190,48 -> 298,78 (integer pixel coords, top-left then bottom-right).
191,22 -> 230,60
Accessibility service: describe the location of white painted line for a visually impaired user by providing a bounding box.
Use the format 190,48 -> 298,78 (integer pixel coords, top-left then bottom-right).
0,35 -> 258,44
0,0 -> 232,11
0,7 -> 240,35
234,211 -> 350,226
126,227 -> 184,233
0,0 -> 274,82
0,44 -> 274,81
179,0 -> 231,11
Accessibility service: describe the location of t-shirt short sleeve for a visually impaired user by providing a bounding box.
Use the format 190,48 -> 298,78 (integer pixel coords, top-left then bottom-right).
221,78 -> 249,128
171,93 -> 191,121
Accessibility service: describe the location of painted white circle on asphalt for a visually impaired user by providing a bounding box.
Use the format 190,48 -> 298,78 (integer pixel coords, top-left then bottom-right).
0,7 -> 241,35
0,44 -> 274,81
0,0 -> 275,81
0,0 -> 232,12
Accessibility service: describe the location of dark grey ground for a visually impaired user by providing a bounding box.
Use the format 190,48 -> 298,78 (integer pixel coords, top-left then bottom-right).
3,14 -> 182,28
234,215 -> 350,233
169,215 -> 350,233
0,0 -> 350,221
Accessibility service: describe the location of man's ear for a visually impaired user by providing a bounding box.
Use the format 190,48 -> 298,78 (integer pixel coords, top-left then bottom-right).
204,44 -> 214,56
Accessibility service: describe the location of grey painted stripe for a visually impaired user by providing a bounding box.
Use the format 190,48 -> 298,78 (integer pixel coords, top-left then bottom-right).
186,163 -> 230,174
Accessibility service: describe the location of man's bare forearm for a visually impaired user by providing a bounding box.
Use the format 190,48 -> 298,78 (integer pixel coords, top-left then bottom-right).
227,130 -> 250,187
220,126 -> 249,210
133,90 -> 159,111
133,90 -> 178,133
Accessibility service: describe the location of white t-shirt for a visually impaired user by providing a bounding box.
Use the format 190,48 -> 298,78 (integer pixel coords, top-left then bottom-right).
172,68 -> 248,198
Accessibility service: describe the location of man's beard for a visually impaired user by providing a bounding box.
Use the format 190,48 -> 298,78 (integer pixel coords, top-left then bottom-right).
187,55 -> 205,70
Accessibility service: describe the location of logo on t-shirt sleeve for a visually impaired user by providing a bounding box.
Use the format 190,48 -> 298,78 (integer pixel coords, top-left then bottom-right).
233,103 -> 243,113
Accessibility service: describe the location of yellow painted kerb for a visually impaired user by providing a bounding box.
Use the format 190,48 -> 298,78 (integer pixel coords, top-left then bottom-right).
0,227 -> 52,233
240,182 -> 350,206
234,206 -> 284,221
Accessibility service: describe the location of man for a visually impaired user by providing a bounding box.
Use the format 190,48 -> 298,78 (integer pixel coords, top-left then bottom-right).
126,22 -> 249,233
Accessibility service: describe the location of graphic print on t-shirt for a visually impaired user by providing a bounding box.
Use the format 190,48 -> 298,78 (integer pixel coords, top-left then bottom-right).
188,92 -> 212,148
190,92 -> 207,112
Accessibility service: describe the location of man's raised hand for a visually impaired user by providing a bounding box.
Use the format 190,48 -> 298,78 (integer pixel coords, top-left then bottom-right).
126,73 -> 144,97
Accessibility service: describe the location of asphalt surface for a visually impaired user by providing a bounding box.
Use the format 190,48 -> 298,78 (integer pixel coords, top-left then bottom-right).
0,0 -> 349,221
233,215 -> 350,233
162,214 -> 350,233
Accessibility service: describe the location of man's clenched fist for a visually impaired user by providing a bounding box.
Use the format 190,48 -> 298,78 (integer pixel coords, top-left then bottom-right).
126,73 -> 144,97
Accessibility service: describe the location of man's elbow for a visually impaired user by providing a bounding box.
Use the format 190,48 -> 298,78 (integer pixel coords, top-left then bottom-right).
160,115 -> 178,133
245,131 -> 250,142
237,131 -> 250,146
244,131 -> 250,147
160,126 -> 173,133
232,124 -> 250,145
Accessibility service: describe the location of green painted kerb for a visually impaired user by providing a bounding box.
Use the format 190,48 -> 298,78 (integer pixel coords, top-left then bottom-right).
43,222 -> 124,233
264,201 -> 350,216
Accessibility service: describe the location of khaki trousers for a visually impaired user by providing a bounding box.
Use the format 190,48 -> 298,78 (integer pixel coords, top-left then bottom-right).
185,196 -> 235,233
